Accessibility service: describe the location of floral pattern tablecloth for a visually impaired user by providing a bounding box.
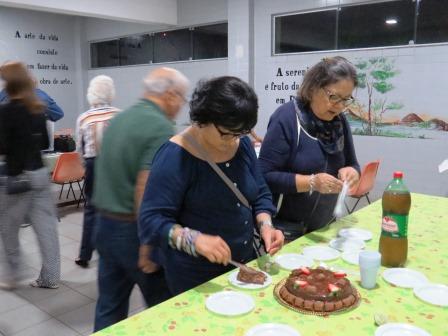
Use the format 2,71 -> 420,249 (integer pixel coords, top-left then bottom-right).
94,193 -> 448,335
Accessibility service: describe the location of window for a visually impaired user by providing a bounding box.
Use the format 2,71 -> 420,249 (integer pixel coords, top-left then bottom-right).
90,23 -> 228,68
153,29 -> 191,63
338,0 -> 415,49
193,23 -> 228,60
274,10 -> 337,54
417,0 -> 448,44
90,40 -> 119,68
119,34 -> 153,66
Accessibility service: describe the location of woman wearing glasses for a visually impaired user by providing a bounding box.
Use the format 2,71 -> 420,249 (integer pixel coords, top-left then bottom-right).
259,56 -> 360,241
138,76 -> 284,295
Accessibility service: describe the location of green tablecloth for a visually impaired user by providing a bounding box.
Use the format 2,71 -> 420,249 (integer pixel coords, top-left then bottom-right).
94,193 -> 448,336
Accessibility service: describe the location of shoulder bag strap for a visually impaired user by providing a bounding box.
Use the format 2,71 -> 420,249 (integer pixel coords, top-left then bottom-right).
181,132 -> 251,209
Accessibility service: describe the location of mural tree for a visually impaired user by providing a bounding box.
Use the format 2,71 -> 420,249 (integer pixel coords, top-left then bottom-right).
354,57 -> 403,135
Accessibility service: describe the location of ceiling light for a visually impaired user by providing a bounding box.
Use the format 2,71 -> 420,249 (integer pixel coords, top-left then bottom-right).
385,18 -> 398,25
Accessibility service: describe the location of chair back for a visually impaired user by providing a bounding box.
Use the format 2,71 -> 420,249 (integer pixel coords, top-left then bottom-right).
51,152 -> 85,183
349,160 -> 380,197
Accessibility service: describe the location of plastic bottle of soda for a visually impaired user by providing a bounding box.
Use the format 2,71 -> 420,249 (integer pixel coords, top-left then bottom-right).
379,171 -> 411,267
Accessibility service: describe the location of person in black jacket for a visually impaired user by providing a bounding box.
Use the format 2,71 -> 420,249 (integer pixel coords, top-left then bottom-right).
0,61 -> 60,289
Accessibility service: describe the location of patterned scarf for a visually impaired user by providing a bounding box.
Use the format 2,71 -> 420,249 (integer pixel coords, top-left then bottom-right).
294,98 -> 345,155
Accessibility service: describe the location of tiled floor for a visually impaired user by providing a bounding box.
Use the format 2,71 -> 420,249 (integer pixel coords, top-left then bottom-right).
0,206 -> 146,336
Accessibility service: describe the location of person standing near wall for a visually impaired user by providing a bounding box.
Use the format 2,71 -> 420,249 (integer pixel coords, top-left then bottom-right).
74,75 -> 119,268
0,79 -> 64,122
0,61 -> 60,289
92,67 -> 190,332
259,57 -> 360,241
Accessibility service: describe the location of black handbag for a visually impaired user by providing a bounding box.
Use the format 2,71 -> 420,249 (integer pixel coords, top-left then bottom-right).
6,174 -> 32,195
54,135 -> 76,152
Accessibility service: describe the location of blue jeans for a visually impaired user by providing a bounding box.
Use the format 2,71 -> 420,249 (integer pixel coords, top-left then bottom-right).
94,214 -> 170,332
78,158 -> 95,261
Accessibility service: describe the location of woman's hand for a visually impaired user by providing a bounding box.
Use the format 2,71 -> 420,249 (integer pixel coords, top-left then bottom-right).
195,234 -> 231,265
261,225 -> 284,255
314,173 -> 343,194
338,166 -> 359,189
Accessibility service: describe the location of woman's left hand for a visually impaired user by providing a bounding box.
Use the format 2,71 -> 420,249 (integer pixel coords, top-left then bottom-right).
260,225 -> 284,255
338,166 -> 359,189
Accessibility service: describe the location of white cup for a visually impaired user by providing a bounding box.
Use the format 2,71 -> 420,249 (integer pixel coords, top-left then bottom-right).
359,251 -> 381,289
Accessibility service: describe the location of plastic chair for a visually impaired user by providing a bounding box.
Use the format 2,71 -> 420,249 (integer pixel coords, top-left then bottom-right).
345,160 -> 380,213
51,152 -> 85,207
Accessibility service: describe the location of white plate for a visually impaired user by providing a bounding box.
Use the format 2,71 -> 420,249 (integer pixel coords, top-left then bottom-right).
274,254 -> 314,271
341,250 -> 360,265
245,323 -> 301,336
375,323 -> 431,336
205,291 -> 255,316
329,237 -> 366,251
302,246 -> 340,261
414,284 -> 448,307
338,228 -> 373,241
382,268 -> 429,288
228,270 -> 272,289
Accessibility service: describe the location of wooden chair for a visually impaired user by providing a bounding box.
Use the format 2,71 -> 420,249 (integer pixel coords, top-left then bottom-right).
51,152 -> 85,207
345,160 -> 380,213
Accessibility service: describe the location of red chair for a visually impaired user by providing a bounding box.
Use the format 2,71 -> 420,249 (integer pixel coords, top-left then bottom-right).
345,160 -> 380,213
51,152 -> 85,207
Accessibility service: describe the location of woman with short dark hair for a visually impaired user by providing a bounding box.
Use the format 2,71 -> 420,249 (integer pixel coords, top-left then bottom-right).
259,56 -> 361,241
139,76 -> 284,295
0,61 -> 60,289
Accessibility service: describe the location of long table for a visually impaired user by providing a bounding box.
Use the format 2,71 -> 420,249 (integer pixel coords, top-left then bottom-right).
93,193 -> 448,335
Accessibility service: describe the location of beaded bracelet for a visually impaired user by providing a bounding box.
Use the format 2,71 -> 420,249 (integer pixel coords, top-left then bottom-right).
169,225 -> 201,257
168,224 -> 182,249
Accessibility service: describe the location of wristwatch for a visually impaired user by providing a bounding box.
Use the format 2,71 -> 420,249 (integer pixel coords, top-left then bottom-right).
258,220 -> 274,230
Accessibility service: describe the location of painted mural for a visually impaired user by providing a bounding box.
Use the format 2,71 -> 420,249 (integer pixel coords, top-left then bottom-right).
256,47 -> 448,141
349,56 -> 448,139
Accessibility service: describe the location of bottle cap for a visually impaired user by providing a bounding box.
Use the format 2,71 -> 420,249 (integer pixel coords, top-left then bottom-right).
393,171 -> 403,179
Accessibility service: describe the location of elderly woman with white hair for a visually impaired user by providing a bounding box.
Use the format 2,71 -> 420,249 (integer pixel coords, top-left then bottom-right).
75,75 -> 119,268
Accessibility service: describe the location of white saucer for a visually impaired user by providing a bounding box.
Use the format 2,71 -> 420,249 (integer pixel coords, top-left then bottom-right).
414,283 -> 448,307
228,270 -> 272,290
382,268 -> 429,288
302,245 -> 340,261
329,237 -> 366,251
338,228 -> 373,241
375,323 -> 431,336
274,253 -> 313,271
341,250 -> 360,265
245,323 -> 301,336
205,291 -> 255,316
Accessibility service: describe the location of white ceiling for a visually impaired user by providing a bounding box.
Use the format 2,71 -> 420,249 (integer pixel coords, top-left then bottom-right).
0,0 -> 178,25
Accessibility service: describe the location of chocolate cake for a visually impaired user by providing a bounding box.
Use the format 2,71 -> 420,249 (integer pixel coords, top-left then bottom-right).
278,267 -> 357,312
237,266 -> 267,285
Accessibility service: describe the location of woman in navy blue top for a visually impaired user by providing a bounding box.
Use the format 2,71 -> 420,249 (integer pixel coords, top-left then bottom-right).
139,76 -> 284,295
259,57 -> 361,240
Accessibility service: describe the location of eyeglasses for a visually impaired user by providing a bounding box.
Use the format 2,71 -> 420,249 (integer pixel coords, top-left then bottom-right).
214,124 -> 251,139
322,88 -> 355,107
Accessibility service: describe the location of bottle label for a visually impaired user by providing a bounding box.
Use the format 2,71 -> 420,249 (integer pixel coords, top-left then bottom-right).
381,213 -> 408,238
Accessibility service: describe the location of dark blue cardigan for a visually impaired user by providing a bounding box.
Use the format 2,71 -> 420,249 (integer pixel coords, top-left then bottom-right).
258,99 -> 360,233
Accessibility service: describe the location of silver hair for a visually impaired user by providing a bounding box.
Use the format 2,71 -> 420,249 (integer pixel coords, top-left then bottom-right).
87,75 -> 115,106
142,67 -> 190,96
